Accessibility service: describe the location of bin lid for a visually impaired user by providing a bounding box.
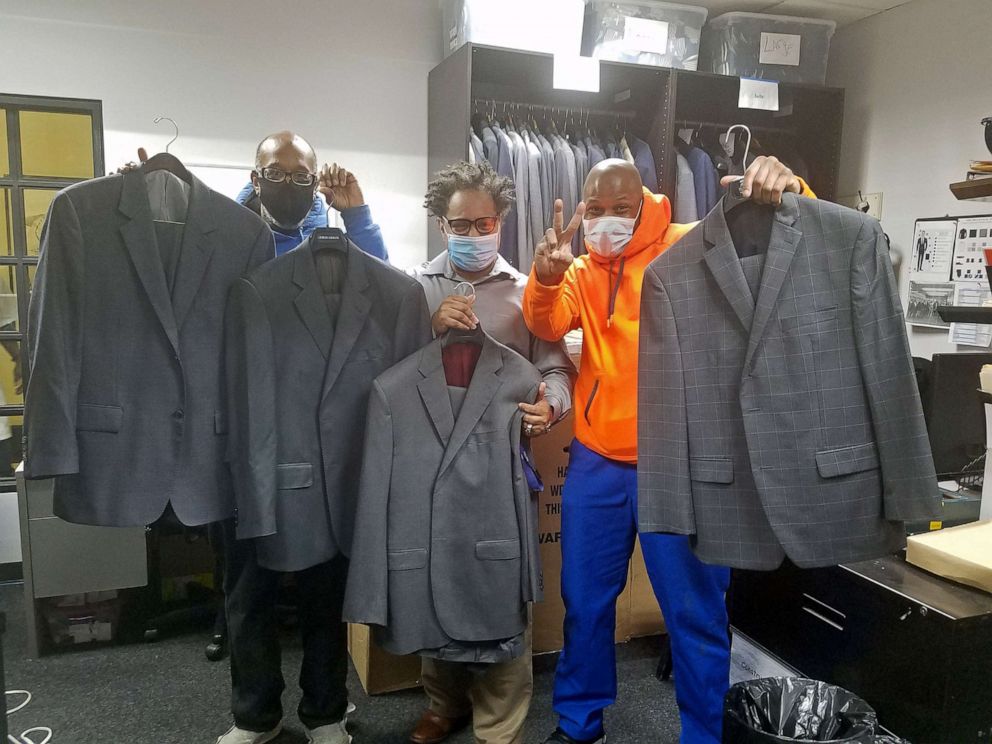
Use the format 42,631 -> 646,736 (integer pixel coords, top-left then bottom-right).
708,11 -> 837,34
584,0 -> 708,22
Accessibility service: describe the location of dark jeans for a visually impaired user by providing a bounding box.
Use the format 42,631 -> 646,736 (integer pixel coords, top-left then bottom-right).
222,519 -> 349,731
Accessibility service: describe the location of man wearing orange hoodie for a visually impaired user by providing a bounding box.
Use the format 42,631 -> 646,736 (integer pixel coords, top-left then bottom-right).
523,157 -> 814,744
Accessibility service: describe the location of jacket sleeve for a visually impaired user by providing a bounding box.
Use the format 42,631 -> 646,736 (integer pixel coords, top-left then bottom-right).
225,278 -> 279,539
24,192 -> 84,479
342,205 -> 389,263
512,379 -> 543,604
851,219 -> 940,521
394,281 -> 433,359
528,334 -> 576,423
343,379 -> 393,627
522,264 -> 583,342
245,224 -> 275,273
636,265 -> 695,535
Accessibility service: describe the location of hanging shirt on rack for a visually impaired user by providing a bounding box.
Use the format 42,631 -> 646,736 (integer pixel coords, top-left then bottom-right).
523,131 -> 545,272
620,136 -> 635,165
537,132 -> 557,224
507,127 -> 532,264
629,135 -> 659,193
470,131 -> 485,165
490,123 -> 519,267
482,125 -> 500,171
686,145 -> 720,217
674,152 -> 698,224
585,136 -> 607,170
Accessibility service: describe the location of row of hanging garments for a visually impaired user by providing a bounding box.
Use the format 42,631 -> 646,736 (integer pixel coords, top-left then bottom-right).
672,122 -> 813,224
469,100 -> 660,272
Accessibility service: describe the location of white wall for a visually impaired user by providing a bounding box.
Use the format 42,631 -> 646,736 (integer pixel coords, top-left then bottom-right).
827,0 -> 992,359
0,0 -> 443,269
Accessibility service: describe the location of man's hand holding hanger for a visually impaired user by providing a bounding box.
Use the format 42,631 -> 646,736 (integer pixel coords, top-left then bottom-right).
721,155 -> 802,206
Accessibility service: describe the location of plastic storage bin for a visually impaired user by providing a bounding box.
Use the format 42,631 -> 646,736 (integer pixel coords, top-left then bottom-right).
440,0 -> 584,59
582,0 -> 708,70
701,12 -> 836,85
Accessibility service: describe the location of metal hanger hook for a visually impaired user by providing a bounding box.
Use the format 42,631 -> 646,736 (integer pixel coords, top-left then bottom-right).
725,124 -> 752,169
153,115 -> 179,153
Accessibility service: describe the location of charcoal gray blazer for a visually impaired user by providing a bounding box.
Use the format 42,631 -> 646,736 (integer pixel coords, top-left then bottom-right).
637,194 -> 939,570
343,334 -> 543,655
225,233 -> 432,572
25,170 -> 273,527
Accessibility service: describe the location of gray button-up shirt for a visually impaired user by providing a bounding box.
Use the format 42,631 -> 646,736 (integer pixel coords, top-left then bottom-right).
408,252 -> 576,421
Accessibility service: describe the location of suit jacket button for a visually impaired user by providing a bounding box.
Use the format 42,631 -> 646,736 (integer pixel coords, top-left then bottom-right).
173,409 -> 184,420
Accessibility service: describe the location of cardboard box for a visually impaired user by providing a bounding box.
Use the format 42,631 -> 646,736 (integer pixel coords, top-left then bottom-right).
907,520 -> 992,594
348,623 -> 422,695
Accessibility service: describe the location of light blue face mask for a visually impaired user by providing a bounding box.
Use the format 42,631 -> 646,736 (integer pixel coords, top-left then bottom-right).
447,231 -> 501,273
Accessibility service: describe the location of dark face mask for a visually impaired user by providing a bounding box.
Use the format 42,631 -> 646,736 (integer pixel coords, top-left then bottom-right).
256,178 -> 315,230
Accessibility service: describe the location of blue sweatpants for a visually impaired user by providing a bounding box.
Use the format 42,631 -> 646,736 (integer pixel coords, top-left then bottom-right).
553,440 -> 731,743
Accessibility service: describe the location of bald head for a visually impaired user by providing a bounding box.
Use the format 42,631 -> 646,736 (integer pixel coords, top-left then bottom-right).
582,159 -> 643,221
254,130 -> 317,172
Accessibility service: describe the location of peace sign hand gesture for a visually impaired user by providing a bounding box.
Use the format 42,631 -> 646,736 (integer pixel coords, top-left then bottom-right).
534,199 -> 585,285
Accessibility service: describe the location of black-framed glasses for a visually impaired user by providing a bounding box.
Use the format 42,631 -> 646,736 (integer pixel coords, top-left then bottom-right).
443,215 -> 500,236
258,167 -> 317,187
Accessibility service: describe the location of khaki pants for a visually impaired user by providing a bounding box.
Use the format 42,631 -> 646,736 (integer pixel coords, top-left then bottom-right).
421,629 -> 533,744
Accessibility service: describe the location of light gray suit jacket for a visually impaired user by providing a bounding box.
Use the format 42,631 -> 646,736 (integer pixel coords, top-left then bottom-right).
343,334 -> 542,655
638,194 -> 939,570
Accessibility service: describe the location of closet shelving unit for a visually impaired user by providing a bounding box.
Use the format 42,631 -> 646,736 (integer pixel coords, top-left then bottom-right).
428,43 -> 846,260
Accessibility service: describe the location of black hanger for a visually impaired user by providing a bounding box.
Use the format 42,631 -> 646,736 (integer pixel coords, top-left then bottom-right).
443,323 -> 484,348
312,227 -> 349,252
142,152 -> 192,185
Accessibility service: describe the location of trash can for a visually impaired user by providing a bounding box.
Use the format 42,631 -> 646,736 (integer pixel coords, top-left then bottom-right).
724,677 -> 879,743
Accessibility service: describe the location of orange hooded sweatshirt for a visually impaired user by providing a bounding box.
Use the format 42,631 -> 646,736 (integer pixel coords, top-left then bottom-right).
522,184 -> 814,463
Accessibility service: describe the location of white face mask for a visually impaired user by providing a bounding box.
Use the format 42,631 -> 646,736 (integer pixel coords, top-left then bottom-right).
583,201 -> 642,258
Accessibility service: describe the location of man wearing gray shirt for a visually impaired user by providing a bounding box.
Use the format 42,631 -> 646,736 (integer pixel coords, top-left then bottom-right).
406,160 -> 576,744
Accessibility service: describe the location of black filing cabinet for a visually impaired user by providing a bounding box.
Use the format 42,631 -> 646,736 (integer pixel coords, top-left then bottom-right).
730,556 -> 992,743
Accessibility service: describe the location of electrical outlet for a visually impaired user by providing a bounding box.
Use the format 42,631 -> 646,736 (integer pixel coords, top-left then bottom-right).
838,192 -> 883,220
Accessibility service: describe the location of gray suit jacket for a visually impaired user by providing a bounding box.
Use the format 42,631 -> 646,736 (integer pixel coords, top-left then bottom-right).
638,194 -> 939,570
225,233 -> 432,572
25,170 -> 273,527
343,334 -> 542,655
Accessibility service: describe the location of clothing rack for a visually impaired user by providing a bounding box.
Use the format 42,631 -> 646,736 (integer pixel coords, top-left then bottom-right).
675,119 -> 795,136
474,99 -> 638,120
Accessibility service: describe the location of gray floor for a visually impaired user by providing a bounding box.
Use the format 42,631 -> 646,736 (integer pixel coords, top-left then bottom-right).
1,584 -> 680,743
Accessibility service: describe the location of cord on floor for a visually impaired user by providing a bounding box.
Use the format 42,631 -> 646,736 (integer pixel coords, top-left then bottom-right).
6,690 -> 53,744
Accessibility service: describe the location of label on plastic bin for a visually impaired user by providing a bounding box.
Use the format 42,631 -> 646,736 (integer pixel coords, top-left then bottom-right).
623,17 -> 669,56
738,78 -> 779,112
759,32 -> 802,66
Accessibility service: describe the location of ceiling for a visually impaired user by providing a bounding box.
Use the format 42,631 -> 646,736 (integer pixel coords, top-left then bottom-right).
682,0 -> 918,27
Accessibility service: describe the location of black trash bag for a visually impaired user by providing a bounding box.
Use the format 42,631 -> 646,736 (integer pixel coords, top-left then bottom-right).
724,677 -> 879,743
872,737 -> 910,743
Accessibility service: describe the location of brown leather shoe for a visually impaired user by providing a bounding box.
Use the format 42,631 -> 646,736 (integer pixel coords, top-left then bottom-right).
408,709 -> 471,744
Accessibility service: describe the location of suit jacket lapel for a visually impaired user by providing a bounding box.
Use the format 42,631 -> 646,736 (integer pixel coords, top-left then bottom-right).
438,336 -> 504,477
417,341 -> 456,447
321,243 -> 372,402
172,176 -> 217,330
292,242 -> 334,359
118,170 -> 180,354
744,194 -> 802,371
702,207 -> 755,332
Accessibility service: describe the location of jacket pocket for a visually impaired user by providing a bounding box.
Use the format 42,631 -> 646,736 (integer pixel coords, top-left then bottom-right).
276,462 -> 314,490
76,403 -> 123,433
214,410 -> 228,435
815,442 -> 880,479
583,379 -> 601,425
689,457 -> 734,484
387,548 -> 428,571
475,539 -> 521,561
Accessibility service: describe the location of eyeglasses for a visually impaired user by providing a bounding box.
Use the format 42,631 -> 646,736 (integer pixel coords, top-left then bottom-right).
258,167 -> 318,187
443,216 -> 500,236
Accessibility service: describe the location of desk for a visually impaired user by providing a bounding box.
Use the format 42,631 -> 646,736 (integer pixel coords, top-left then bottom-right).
730,554 -> 992,743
